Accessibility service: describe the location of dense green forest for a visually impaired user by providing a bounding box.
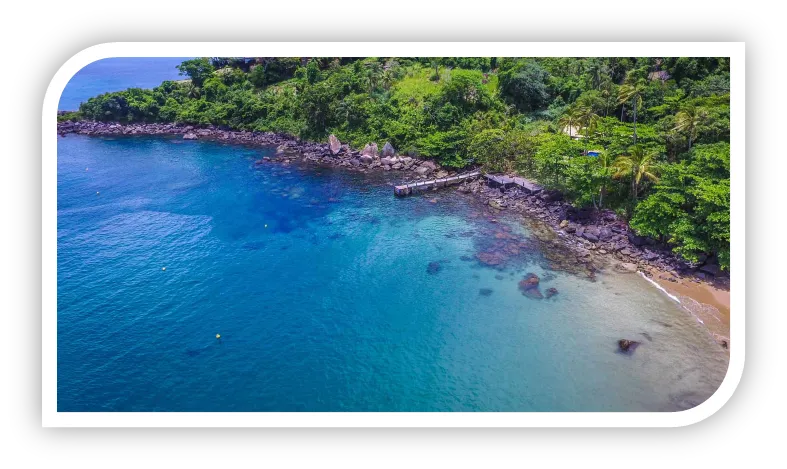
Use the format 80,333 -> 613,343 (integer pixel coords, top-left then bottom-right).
63,56 -> 731,269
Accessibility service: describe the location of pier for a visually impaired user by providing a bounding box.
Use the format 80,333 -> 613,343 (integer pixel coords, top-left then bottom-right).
394,171 -> 481,196
485,174 -> 543,194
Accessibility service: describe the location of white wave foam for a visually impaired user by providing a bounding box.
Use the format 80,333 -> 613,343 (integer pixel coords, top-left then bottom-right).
638,271 -> 681,303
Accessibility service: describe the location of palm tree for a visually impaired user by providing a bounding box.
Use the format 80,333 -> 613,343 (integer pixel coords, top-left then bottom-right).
557,107 -> 580,138
673,105 -> 708,151
613,145 -> 659,203
381,68 -> 396,91
596,150 -> 612,209
364,62 -> 383,94
617,79 -> 646,144
185,82 -> 201,99
574,105 -> 601,145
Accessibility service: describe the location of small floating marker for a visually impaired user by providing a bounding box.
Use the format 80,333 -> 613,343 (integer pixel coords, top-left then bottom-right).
96,191 -> 100,195
86,167 -> 89,171
162,267 -> 166,271
264,224 -> 268,228
216,333 -> 221,339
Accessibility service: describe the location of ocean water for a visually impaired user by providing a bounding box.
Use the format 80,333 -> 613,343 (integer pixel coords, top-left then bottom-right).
58,57 -> 192,111
57,135 -> 729,412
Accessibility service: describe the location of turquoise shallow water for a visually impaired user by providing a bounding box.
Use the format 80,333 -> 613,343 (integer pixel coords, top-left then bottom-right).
57,135 -> 729,411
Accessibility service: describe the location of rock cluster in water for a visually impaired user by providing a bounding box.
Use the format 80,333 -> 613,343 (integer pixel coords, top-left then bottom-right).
456,177 -> 726,283
56,122 -> 449,179
57,121 -> 725,286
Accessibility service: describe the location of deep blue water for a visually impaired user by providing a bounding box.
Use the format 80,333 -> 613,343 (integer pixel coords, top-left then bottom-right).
57,135 -> 729,411
58,57 -> 192,111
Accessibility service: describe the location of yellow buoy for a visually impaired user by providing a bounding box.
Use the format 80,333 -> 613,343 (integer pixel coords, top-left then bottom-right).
216,334 -> 221,339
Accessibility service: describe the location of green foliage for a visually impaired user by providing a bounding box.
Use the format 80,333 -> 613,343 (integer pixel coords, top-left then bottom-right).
498,60 -> 550,112
177,58 -> 214,87
69,56 -> 731,268
631,143 -> 730,269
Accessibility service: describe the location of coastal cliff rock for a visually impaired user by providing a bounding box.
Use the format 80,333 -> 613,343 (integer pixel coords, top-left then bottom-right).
329,134 -> 341,155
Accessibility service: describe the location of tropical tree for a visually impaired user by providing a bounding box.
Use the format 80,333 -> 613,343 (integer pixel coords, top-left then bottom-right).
617,79 -> 646,144
573,105 -> 601,144
363,61 -> 384,93
596,150 -> 613,209
557,107 -> 579,139
673,105 -> 709,151
185,82 -> 201,99
613,145 -> 660,203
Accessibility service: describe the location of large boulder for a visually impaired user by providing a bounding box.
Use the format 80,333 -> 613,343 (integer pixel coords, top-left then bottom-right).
421,160 -> 437,171
382,142 -> 396,157
359,154 -> 374,165
183,132 -> 198,140
328,134 -> 341,155
380,156 -> 394,166
582,232 -> 600,243
415,165 -> 432,176
699,263 -> 721,276
361,143 -> 379,158
628,232 -> 646,246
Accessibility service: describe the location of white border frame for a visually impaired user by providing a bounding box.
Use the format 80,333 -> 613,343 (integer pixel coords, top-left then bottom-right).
43,42 -> 745,427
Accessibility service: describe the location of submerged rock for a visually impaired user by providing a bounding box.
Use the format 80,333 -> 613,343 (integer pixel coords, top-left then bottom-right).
519,273 -> 540,289
518,273 -> 543,299
618,339 -> 641,354
544,287 -> 558,298
476,251 -> 506,266
427,261 -> 442,275
479,288 -> 494,296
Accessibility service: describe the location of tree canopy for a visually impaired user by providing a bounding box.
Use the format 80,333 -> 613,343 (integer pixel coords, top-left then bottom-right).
69,56 -> 731,269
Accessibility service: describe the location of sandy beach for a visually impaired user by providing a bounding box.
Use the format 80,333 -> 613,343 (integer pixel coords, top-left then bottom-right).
647,267 -> 731,352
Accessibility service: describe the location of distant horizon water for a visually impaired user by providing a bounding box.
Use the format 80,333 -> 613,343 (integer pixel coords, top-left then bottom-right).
58,57 -> 193,111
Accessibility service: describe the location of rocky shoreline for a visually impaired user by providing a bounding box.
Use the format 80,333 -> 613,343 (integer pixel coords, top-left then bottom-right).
56,120 -> 729,288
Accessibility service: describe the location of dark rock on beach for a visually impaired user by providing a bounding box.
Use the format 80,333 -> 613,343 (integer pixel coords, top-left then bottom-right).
618,339 -> 641,354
